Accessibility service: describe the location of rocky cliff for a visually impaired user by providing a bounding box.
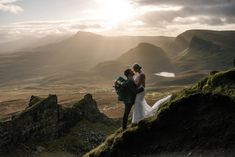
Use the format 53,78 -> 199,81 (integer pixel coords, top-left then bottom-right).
0,94 -> 119,156
0,95 -> 63,150
84,68 -> 235,157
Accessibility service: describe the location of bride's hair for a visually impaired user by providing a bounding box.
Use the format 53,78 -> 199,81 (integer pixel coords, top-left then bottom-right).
132,63 -> 142,70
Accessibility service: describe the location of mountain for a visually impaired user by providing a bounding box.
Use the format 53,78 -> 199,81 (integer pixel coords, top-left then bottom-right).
153,30 -> 235,87
32,31 -> 174,70
84,68 -> 235,157
0,94 -> 120,157
174,31 -> 235,72
0,34 -> 70,54
168,29 -> 235,57
94,43 -> 174,79
0,31 -> 174,87
1,30 -> 234,88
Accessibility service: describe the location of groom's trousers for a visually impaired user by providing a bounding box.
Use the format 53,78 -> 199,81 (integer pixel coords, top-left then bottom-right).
123,103 -> 133,130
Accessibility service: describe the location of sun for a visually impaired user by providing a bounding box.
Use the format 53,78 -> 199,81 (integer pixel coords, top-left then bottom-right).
97,0 -> 135,27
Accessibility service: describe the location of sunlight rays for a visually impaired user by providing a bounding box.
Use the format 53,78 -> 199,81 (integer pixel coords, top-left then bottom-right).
84,0 -> 136,28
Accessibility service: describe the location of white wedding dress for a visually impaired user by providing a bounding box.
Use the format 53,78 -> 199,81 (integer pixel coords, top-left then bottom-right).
132,72 -> 172,124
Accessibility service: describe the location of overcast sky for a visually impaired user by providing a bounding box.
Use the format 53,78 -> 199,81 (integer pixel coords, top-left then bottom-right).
0,0 -> 235,42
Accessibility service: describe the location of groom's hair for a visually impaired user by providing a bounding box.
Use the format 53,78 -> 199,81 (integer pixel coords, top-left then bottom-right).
124,69 -> 131,77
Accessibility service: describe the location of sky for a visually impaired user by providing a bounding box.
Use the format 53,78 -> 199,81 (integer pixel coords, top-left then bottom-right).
0,0 -> 235,42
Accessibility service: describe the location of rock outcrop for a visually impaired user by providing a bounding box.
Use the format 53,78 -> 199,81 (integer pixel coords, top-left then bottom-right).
0,94 -> 119,156
84,68 -> 235,157
0,95 -> 63,150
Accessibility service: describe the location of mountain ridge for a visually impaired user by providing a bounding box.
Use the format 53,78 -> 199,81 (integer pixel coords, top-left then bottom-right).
93,42 -> 174,79
0,29 -> 234,88
0,31 -> 174,87
175,34 -> 235,72
168,29 -> 235,56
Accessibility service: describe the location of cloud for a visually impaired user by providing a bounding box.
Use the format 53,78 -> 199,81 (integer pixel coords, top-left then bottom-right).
70,23 -> 103,30
0,19 -> 110,43
10,19 -> 107,32
136,7 -> 235,26
0,0 -> 24,14
133,0 -> 235,6
128,0 -> 235,32
132,0 -> 235,19
0,0 -> 235,41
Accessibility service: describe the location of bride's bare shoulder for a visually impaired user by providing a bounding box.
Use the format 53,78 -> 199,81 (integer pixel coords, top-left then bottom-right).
140,72 -> 146,77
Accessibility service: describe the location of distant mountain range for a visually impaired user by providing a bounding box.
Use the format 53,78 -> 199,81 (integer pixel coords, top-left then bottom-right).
31,31 -> 174,70
0,35 -> 70,53
0,31 -> 173,87
0,30 -> 234,87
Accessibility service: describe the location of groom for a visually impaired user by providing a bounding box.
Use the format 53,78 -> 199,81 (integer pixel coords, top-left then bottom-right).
122,69 -> 144,130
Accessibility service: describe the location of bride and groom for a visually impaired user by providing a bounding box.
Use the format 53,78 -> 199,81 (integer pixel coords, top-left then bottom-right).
122,63 -> 172,130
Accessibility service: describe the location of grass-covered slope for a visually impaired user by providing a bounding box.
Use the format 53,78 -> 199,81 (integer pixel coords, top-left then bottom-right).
84,68 -> 235,157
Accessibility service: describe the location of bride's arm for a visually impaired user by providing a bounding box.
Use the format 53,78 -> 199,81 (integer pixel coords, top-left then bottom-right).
135,74 -> 146,88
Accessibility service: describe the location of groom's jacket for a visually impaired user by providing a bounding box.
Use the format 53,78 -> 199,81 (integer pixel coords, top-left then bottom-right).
123,78 -> 144,105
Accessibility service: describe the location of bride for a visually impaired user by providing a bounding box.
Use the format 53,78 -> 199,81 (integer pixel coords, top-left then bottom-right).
132,63 -> 172,124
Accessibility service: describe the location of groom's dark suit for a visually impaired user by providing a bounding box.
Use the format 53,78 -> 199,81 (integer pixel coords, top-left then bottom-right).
122,78 -> 144,130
